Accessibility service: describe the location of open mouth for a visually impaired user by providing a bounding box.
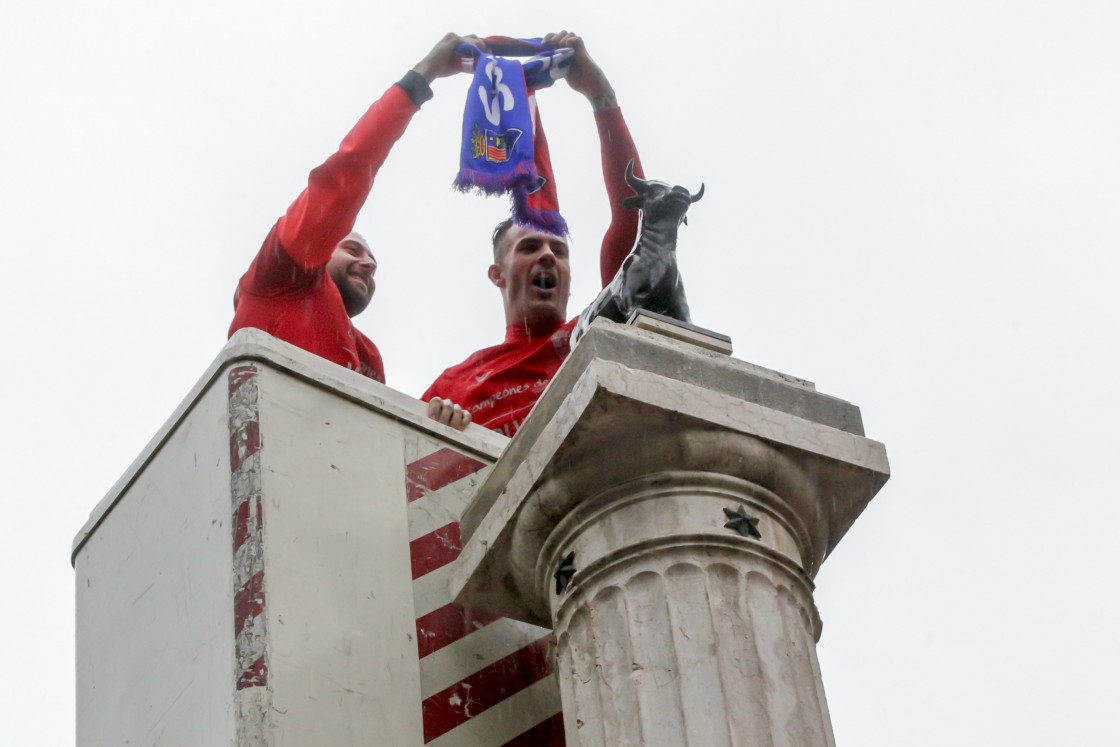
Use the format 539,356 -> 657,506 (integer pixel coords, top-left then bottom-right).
531,273 -> 557,291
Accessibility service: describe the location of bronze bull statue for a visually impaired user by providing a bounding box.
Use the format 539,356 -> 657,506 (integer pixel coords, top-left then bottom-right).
573,161 -> 704,345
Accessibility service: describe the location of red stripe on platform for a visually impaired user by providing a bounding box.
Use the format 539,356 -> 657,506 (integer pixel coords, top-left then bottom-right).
236,656 -> 267,690
410,523 -> 462,579
232,495 -> 260,553
501,712 -> 566,746
228,365 -> 257,395
229,420 -> 260,472
415,603 -> 503,659
406,448 -> 486,502
234,570 -> 265,632
422,635 -> 554,743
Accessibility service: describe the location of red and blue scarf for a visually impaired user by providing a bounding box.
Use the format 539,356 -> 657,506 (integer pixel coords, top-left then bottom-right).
454,37 -> 572,235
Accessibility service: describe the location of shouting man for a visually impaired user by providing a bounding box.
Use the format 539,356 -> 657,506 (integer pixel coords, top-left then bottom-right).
424,32 -> 644,437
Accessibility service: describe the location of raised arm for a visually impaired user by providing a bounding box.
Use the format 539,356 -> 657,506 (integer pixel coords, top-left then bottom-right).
274,33 -> 483,270
273,81 -> 424,271
545,31 -> 644,286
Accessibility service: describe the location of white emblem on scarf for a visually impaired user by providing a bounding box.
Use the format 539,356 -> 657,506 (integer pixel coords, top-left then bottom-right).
479,59 -> 515,126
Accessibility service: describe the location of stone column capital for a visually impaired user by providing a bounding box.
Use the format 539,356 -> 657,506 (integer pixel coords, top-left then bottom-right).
451,322 -> 889,626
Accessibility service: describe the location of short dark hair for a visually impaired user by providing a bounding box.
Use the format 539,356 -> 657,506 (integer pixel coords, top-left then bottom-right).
491,218 -> 516,263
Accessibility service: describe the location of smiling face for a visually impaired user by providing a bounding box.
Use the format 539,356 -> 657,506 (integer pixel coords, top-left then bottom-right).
489,223 -> 571,334
326,232 -> 377,317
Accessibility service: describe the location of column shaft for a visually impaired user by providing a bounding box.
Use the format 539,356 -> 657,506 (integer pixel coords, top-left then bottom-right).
543,475 -> 834,747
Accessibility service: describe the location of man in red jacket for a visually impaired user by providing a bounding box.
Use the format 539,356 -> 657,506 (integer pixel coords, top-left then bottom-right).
230,33 -> 477,429
424,32 -> 644,438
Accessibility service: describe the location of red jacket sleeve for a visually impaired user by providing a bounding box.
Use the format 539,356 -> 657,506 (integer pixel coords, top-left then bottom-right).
240,84 -> 419,298
276,84 -> 419,270
594,107 -> 644,287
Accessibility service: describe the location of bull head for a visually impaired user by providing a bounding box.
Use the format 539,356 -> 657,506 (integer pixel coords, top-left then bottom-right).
622,160 -> 704,213
621,161 -> 705,225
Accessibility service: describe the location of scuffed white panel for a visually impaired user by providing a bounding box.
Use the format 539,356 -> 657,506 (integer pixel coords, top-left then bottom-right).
75,376 -> 235,747
259,367 -> 425,746
74,331 -> 506,746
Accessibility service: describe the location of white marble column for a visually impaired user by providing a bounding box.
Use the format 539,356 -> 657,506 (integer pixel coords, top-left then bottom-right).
524,431 -> 832,746
452,322 -> 890,747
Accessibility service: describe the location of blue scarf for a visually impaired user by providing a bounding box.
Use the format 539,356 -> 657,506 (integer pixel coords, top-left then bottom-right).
454,37 -> 573,235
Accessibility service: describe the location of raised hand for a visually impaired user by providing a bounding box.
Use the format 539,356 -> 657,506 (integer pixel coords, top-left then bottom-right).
542,30 -> 617,111
413,32 -> 488,83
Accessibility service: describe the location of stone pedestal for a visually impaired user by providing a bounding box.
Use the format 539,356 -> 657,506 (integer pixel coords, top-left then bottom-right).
452,321 -> 890,746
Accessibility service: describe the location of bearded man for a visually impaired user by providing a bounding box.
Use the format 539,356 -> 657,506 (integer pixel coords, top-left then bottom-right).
230,33 -> 480,429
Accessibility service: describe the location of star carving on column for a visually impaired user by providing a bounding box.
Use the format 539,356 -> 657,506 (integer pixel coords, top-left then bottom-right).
554,551 -> 577,594
723,506 -> 762,539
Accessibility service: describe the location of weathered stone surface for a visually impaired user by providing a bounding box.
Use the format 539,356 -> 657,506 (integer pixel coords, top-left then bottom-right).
451,320 -> 889,746
459,319 -> 872,542
454,323 -> 889,621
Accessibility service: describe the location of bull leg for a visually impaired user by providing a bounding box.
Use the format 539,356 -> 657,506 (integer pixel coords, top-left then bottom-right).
662,279 -> 691,322
617,256 -> 660,319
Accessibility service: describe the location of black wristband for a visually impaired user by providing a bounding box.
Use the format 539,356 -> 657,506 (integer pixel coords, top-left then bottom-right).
397,70 -> 434,107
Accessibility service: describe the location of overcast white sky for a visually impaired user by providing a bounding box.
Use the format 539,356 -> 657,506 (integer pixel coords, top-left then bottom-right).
2,1 -> 1118,744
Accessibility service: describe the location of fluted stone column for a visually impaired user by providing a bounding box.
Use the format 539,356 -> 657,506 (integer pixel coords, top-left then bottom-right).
452,321 -> 889,747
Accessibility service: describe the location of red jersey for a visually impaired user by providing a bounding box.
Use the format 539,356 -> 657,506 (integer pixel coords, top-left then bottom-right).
423,320 -> 576,438
426,106 -> 644,436
230,80 -> 427,383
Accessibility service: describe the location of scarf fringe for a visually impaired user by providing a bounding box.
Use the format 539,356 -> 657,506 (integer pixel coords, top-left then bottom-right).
454,163 -> 538,196
513,189 -> 568,235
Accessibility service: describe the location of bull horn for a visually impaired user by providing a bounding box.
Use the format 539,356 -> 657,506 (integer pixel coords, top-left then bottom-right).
690,183 -> 705,203
625,160 -> 649,193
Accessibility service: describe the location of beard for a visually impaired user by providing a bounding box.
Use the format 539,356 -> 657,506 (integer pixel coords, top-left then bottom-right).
330,270 -> 373,317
